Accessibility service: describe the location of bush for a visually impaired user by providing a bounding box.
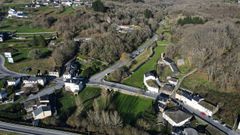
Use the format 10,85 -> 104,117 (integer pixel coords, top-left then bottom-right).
144,9 -> 153,19
177,16 -> 206,26
30,35 -> 47,47
92,0 -> 106,12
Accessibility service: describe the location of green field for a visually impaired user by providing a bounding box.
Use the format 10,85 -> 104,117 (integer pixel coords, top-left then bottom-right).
123,41 -> 168,88
113,92 -> 153,123
57,87 -> 154,124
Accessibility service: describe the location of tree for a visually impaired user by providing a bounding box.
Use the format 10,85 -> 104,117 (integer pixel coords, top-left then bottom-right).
30,35 -> 47,47
28,49 -> 42,59
144,9 -> 153,19
92,0 -> 106,12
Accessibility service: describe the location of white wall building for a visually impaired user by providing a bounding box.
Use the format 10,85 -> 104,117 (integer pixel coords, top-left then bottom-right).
175,89 -> 214,116
8,8 -> 27,18
7,78 -> 21,86
23,77 -> 46,86
32,106 -> 52,120
162,109 -> 192,127
143,72 -> 161,93
64,78 -> 83,94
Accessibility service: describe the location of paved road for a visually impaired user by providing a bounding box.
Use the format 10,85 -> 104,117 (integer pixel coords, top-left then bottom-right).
0,121 -> 79,135
89,34 -> 158,82
174,99 -> 239,135
0,55 -> 26,77
25,78 -> 64,102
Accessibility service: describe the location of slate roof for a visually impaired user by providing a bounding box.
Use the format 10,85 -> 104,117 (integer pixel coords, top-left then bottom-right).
33,106 -> 51,116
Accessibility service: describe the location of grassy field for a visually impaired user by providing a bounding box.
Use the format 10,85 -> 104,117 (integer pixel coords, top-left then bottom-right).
57,87 -> 154,124
129,46 -> 153,72
113,92 -> 153,123
57,87 -> 102,119
0,131 -> 19,135
123,41 -> 168,88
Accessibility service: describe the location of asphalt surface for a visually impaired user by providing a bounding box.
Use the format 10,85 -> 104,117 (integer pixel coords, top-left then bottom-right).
0,55 -> 26,77
0,121 -> 79,135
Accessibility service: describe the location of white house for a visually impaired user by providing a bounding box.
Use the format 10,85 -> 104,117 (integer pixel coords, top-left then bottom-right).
32,106 -> 52,120
175,89 -> 215,116
49,71 -> 60,78
23,77 -> 46,86
64,78 -> 83,94
8,8 -> 27,18
61,0 -> 73,6
163,109 -> 192,127
167,76 -> 178,86
144,71 -> 161,93
7,77 -> 21,86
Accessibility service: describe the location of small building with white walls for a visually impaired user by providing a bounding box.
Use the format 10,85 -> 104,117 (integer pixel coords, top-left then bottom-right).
23,77 -> 46,86
32,106 -> 52,120
64,78 -> 84,94
163,109 -> 192,127
7,77 -> 21,87
144,71 -> 161,93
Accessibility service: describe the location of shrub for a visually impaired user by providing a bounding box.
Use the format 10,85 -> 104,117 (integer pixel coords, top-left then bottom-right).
177,16 -> 206,26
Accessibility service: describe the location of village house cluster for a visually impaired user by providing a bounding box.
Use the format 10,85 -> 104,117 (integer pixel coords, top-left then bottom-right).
30,0 -> 92,8
142,53 -> 223,134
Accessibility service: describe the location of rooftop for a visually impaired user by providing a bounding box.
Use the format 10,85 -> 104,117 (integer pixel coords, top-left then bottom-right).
164,109 -> 192,123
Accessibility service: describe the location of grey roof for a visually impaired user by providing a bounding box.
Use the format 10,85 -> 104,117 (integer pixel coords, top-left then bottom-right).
144,70 -> 157,77
164,109 -> 192,123
163,57 -> 174,63
162,84 -> 174,92
33,106 -> 51,116
27,77 -> 45,81
65,78 -> 82,84
170,63 -> 180,73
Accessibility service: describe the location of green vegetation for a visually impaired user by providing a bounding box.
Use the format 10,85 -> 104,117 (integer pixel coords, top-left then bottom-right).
177,16 -> 206,26
123,41 -> 168,88
182,71 -> 240,126
0,131 -> 19,135
0,103 -> 25,120
92,0 -> 106,12
129,47 -> 153,72
113,92 -> 153,123
144,9 -> 153,18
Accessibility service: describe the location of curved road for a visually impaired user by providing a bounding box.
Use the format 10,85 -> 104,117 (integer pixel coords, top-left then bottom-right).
0,55 -> 26,77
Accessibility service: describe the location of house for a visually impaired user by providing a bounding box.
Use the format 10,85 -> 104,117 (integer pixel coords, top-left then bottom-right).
167,76 -> 178,86
182,128 -> 199,135
64,77 -> 84,94
161,84 -> 174,95
144,71 -> 161,93
48,71 -> 60,78
175,89 -> 216,116
32,106 -> 52,120
162,109 -> 192,127
61,0 -> 73,6
23,77 -> 46,86
0,90 -> 7,101
161,53 -> 180,75
156,93 -> 170,112
7,77 -> 21,87
24,95 -> 52,120
7,8 -> 27,18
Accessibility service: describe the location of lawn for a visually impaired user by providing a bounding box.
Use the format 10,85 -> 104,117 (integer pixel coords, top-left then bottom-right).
123,41 -> 168,88
113,92 -> 153,123
129,46 -> 153,72
57,87 -> 102,119
0,19 -> 52,33
0,41 -> 53,74
0,131 -> 19,135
